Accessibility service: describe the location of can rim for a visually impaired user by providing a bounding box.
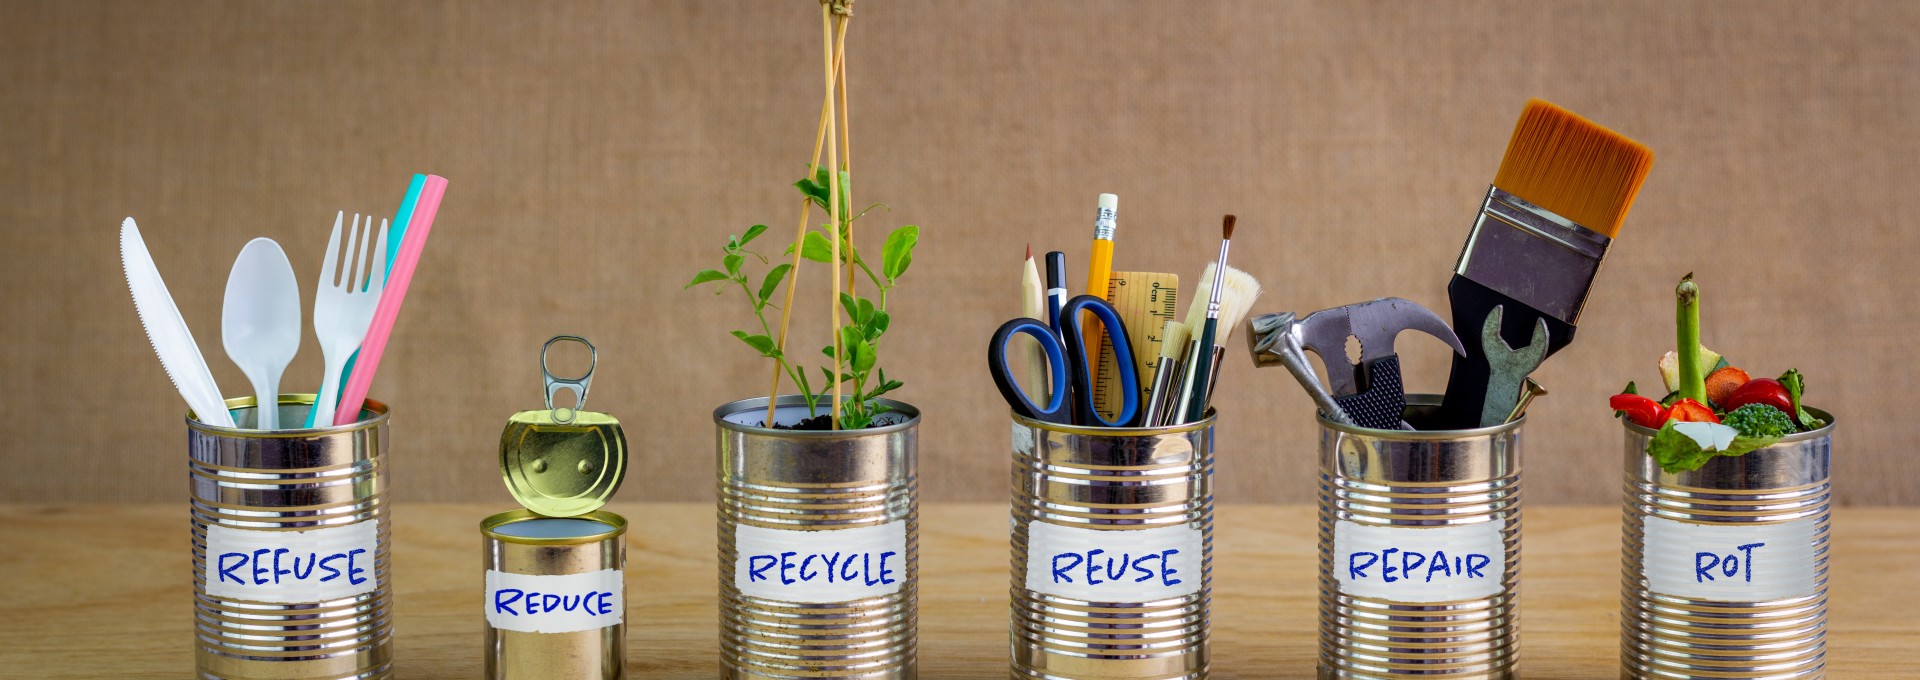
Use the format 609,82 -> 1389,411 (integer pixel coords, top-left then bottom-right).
1619,404 -> 1837,441
481,508 -> 629,545
712,395 -> 920,438
186,394 -> 391,437
1315,394 -> 1525,438
1011,409 -> 1217,436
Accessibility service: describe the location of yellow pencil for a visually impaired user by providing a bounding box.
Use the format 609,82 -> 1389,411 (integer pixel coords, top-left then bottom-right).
1082,193 -> 1118,388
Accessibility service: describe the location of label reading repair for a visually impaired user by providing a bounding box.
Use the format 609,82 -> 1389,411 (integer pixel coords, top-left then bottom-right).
1333,519 -> 1507,603
1023,521 -> 1205,602
1641,515 -> 1819,602
205,521 -> 379,603
485,569 -> 624,633
733,521 -> 907,603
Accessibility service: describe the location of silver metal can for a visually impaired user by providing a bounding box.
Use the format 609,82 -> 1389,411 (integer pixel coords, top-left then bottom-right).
483,509 -> 628,680
1318,395 -> 1522,680
1619,409 -> 1835,680
714,396 -> 920,680
1009,413 -> 1215,680
189,394 -> 392,680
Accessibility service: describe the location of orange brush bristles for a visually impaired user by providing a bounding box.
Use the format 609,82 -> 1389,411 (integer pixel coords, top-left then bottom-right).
1492,99 -> 1655,238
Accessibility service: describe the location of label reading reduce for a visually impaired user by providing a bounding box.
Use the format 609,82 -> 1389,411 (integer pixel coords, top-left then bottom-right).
486,569 -> 624,634
1333,519 -> 1507,603
205,521 -> 379,603
733,521 -> 907,603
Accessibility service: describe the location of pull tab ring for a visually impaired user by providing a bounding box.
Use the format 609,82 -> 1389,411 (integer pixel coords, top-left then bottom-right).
541,335 -> 596,424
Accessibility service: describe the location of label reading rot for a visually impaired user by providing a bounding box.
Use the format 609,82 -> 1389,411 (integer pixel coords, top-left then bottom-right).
734,521 -> 907,603
485,569 -> 623,633
205,521 -> 379,603
1023,522 -> 1204,601
1333,519 -> 1506,603
1641,515 -> 1819,602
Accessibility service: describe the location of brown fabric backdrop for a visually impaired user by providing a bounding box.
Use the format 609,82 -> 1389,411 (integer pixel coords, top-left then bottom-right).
3,1 -> 1916,505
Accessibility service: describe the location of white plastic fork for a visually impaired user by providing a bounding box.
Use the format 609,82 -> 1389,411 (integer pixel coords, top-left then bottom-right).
310,212 -> 388,427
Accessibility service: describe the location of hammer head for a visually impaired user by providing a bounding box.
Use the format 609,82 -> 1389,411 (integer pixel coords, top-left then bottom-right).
1245,311 -> 1297,369
1292,297 -> 1467,396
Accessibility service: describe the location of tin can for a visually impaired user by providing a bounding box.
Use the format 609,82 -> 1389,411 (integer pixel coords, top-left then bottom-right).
483,510 -> 628,680
1619,409 -> 1835,680
1009,413 -> 1215,680
1318,395 -> 1522,680
714,396 -> 920,680
189,394 -> 392,680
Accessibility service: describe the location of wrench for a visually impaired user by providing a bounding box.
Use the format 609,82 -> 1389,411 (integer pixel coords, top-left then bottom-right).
1478,305 -> 1550,427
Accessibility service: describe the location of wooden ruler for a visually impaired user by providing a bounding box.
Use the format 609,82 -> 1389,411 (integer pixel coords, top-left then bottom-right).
1093,271 -> 1180,420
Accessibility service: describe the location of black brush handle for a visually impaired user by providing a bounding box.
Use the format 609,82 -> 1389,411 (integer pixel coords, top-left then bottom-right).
1438,276 -> 1577,429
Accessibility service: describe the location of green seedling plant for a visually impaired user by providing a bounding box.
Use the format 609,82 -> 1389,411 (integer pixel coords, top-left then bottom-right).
687,166 -> 919,429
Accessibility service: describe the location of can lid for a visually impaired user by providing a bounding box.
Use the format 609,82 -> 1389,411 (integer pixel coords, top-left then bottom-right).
500,409 -> 627,517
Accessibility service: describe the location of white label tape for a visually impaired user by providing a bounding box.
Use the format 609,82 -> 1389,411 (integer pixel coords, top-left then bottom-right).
204,520 -> 379,603
1333,518 -> 1506,603
1023,521 -> 1205,601
485,569 -> 624,633
733,521 -> 907,603
1641,515 -> 1820,602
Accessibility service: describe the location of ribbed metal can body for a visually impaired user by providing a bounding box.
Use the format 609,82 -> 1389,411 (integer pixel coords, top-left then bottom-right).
1009,413 -> 1215,680
1318,396 -> 1522,680
714,396 -> 920,680
188,395 -> 393,680
483,510 -> 628,680
1619,410 -> 1834,680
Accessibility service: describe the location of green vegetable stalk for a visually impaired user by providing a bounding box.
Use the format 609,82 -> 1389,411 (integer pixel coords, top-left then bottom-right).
1675,274 -> 1706,404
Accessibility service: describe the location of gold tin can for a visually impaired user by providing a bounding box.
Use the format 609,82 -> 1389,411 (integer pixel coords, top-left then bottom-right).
1009,412 -> 1215,680
1318,395 -> 1523,680
714,395 -> 920,680
1619,409 -> 1835,680
483,510 -> 629,680
188,394 -> 393,680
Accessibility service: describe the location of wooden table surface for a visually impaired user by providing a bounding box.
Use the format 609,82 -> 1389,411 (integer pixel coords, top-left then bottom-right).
0,503 -> 1911,679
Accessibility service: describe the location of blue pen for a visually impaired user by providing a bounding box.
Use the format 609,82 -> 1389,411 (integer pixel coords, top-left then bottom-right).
305,175 -> 427,427
1044,251 -> 1068,340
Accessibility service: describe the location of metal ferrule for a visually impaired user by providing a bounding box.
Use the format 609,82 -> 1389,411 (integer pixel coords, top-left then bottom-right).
1011,413 -> 1216,680
1455,186 -> 1613,326
484,510 -> 628,680
714,396 -> 920,680
1619,410 -> 1835,680
1318,395 -> 1523,680
1094,207 -> 1117,240
188,394 -> 393,680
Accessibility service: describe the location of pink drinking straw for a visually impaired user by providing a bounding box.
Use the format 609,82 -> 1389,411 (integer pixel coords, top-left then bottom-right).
333,174 -> 447,425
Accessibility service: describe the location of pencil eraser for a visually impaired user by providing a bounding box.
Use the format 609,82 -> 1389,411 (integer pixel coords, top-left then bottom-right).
1098,193 -> 1118,210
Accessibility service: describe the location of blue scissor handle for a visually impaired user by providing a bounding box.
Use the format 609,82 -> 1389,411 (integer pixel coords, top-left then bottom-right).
1058,295 -> 1140,427
987,317 -> 1072,423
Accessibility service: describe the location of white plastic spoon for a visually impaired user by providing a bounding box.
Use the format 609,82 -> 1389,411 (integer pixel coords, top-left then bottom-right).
222,238 -> 302,429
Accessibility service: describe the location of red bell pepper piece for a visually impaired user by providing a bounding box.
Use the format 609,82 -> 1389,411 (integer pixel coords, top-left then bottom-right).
1667,398 -> 1720,424
1609,394 -> 1669,429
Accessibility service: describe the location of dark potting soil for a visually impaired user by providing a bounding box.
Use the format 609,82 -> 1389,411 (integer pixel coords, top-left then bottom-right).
764,414 -> 898,430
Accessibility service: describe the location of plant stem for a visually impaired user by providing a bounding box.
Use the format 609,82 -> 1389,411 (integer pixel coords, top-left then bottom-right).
1676,274 -> 1705,404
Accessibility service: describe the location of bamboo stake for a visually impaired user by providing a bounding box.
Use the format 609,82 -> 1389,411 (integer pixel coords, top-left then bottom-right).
836,15 -> 856,298
820,3 -> 845,428
763,14 -> 845,428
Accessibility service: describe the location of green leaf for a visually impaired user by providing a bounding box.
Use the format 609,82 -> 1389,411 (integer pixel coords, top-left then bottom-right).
869,311 -> 890,336
882,225 -> 919,281
758,264 -> 792,302
839,326 -> 863,361
794,368 -> 813,400
850,338 -> 876,372
729,330 -> 778,357
857,298 -> 875,325
1777,369 -> 1826,430
740,224 -> 768,246
822,344 -> 838,360
794,175 -> 829,209
723,253 -> 744,277
801,231 -> 834,263
1622,381 -> 1638,395
685,269 -> 728,289
839,293 -> 861,323
1645,421 -> 1785,473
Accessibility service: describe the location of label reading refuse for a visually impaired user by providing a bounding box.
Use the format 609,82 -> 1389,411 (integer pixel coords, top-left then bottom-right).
205,521 -> 380,603
1023,521 -> 1205,602
733,521 -> 907,603
1641,515 -> 1820,602
1333,519 -> 1507,603
485,569 -> 624,633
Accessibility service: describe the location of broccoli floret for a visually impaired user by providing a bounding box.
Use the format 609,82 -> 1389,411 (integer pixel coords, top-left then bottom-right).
1722,403 -> 1796,439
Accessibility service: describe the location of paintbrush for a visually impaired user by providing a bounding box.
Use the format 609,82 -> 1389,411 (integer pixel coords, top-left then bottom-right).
1437,99 -> 1654,428
1142,319 -> 1190,427
1169,261 -> 1259,424
1181,215 -> 1238,424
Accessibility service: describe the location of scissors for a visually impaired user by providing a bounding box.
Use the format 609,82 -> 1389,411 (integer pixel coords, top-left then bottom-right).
988,294 -> 1140,427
